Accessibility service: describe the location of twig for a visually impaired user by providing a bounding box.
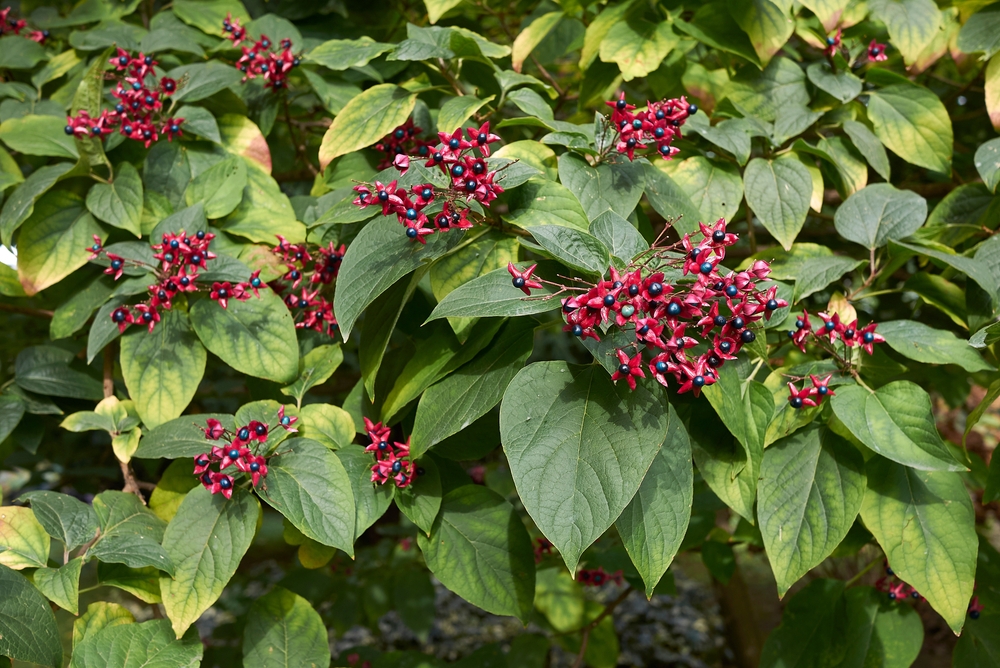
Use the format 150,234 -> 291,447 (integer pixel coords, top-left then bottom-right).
846,556 -> 883,587
0,303 -> 54,318
570,586 -> 634,668
284,96 -> 318,176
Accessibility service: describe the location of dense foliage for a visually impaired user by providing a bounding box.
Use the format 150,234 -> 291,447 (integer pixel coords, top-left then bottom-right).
1,0 -> 1000,665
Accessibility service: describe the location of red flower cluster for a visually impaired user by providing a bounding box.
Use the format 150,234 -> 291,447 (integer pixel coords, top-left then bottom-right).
193,409 -> 296,497
605,93 -> 696,161
577,566 -> 624,587
346,654 -> 372,668
224,14 -> 299,91
0,7 -> 46,42
533,537 -> 554,563
823,29 -> 842,57
352,121 -> 504,243
269,236 -> 343,338
875,564 -> 924,603
868,40 -> 888,62
787,310 -> 884,355
529,218 -> 785,397
64,48 -> 182,147
363,418 -> 415,488
372,118 -> 436,170
786,374 -> 835,410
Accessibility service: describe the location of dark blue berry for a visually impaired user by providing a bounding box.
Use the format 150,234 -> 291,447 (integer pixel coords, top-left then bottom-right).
378,190 -> 388,201
255,424 -> 266,435
632,119 -> 642,130
406,228 -> 418,238
766,299 -> 778,311
628,284 -> 639,297
863,332 -> 875,343
618,363 -> 631,375
719,340 -> 732,353
603,294 -> 615,307
693,375 -> 705,387
391,460 -> 403,473
220,477 -> 232,489
179,276 -> 190,286
655,361 -> 668,373
638,324 -> 649,335
132,81 -> 141,90
513,277 -> 525,288
699,262 -> 713,274
712,229 -> 726,243
572,324 -> 584,336
473,161 -> 485,174
714,315 -> 727,327
826,36 -> 836,45
421,188 -> 432,200
825,320 -> 836,331
790,397 -> 803,409
289,270 -> 300,280
687,104 -> 698,115
405,208 -> 417,220
449,138 -> 460,150
667,302 -> 682,316
191,254 -> 202,264
238,427 -> 250,441
795,319 -> 805,329
731,317 -> 745,329
197,458 -> 208,466
433,152 -> 443,162
65,125 -> 74,134
616,99 -> 626,110
142,312 -> 153,322
251,277 -> 261,288
378,441 -> 388,450
394,129 -> 405,140
477,132 -> 487,143
250,462 -> 260,472
725,285 -> 739,297
228,448 -> 240,459
465,179 -> 477,191
844,328 -> 855,339
92,244 -> 101,251
170,124 -> 179,133
115,103 -> 125,113
113,310 -> 126,322
656,109 -> 665,120
111,259 -> 123,270
626,137 -> 636,148
741,330 -> 756,343
119,56 -> 129,65
281,416 -> 291,425
451,164 -> 464,177
124,125 -> 133,134
170,239 -> 179,249
654,127 -> 665,138
647,282 -> 663,297
871,47 -> 880,56
708,355 -> 720,367
202,473 -> 212,484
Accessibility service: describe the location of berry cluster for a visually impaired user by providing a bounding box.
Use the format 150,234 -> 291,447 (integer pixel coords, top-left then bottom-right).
352,121 -> 504,243
64,48 -> 182,147
223,15 -> 299,91
786,373 -> 835,410
576,566 -> 624,587
193,408 -> 297,498
363,418 -> 415,489
87,230 -> 261,333
268,236 -> 344,338
787,310 -> 884,354
372,118 -> 436,170
822,29 -> 887,63
605,93 -> 696,161
0,7 -> 47,42
515,219 -> 786,397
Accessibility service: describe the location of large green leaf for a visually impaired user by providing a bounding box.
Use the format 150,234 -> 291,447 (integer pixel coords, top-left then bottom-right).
426,267 -> 560,322
503,178 -> 591,231
334,216 -> 458,337
0,563 -> 63,668
860,456 -> 977,634
34,558 -> 84,615
359,273 -> 415,399
659,157 -> 743,226
168,61 -> 243,102
417,485 -> 535,623
86,163 -> 143,237
19,490 -> 99,551
500,361 -> 668,571
806,62 -> 862,104
121,308 -> 206,430
0,35 -> 48,69
0,162 -> 75,246
15,345 -> 103,400
217,166 -> 304,243
724,56 -> 808,122
189,288 -> 299,383
757,426 -> 866,597
307,36 -> 395,70
558,153 -> 645,221
842,120 -> 891,181
599,18 -> 677,81
877,319 -> 993,372
529,225 -> 610,277
242,587 -> 331,668
580,0 -> 639,68
88,491 -> 174,575
0,115 -> 78,159
260,438 -> 356,556
833,184 -> 927,250
641,161 -> 703,237
0,506 -> 50,569
868,0 -> 942,64
830,382 -> 965,471
511,11 -> 563,72
730,0 -> 794,66
16,189 -> 105,296
318,84 -> 417,168
184,155 -> 246,219
160,487 -> 259,638
841,586 -> 924,668
133,413 -> 234,459
281,344 -> 342,405
297,403 -> 354,450
589,210 -> 647,263
69,619 -> 202,668
411,319 -> 535,458
437,95 -> 495,134
759,579 -> 849,667
615,405 -> 692,598
867,83 -> 952,174
743,156 -> 813,251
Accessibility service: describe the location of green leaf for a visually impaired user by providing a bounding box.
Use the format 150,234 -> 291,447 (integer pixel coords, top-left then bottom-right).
336,445 -> 393,539
417,485 -> 535,623
184,155 -> 246,219
218,114 -> 272,174
730,0 -> 794,66
843,120 -> 891,181
86,163 -> 143,237
437,95 -> 495,135
218,166 -> 303,243
359,274 -> 415,399
589,210 -> 647,263
806,61 -> 861,104
281,344 -> 343,405
69,619 -> 203,667
580,0 -> 639,69
743,156 -> 813,251
0,563 -> 63,668
615,405 -> 692,598
724,56 -> 808,122
161,487 -> 259,638
641,161 -> 705,237
0,506 -> 50,569
868,0 -> 942,64
97,563 -> 161,604
168,61 -> 243,103
860,456 -> 977,634
841,586 -> 924,668
34,558 -> 84,615
867,83 -> 952,174
18,491 -> 99,550
0,115 -> 78,159
333,216 -> 458,337
833,184 -> 927,250
318,85 -> 417,168
503,177 -> 590,231
121,308 -> 206,430
242,587 -> 330,668
307,37 -> 395,71
261,438 -> 356,556
174,106 -> 220,143
599,18 -> 678,81
830,382 -> 965,471
758,426 -> 866,597
297,404 -> 354,450
15,345 -> 103,400
133,413 -> 234,459
0,162 -> 75,246
189,288 -> 299,383
529,225 -> 610,277
674,2 -> 760,67
72,602 -> 133,651
173,0 -> 248,33
0,393 -> 25,444
395,456 -> 442,535
759,579 -> 848,668
425,0 -> 464,24
877,319 -> 993,372
500,361 -> 669,571
512,11 -> 563,72
149,460 -> 200,524
0,35 -> 48,69
89,491 -> 174,575
557,153 -> 645,221
958,3 -> 1000,59
659,157 -> 743,226
50,276 -> 114,340
16,190 -> 105,296
427,267 -> 560,322
411,319 -> 535,459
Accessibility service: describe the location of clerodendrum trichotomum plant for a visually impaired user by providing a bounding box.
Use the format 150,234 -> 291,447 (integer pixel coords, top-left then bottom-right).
2,0 -> 1000,666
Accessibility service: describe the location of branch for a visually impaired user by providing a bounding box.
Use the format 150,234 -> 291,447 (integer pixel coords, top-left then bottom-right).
570,586 -> 634,668
0,302 -> 53,318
